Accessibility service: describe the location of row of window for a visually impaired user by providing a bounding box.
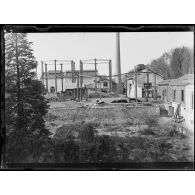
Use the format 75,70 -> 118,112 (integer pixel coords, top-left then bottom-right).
162,88 -> 194,110
162,89 -> 185,102
173,89 -> 184,102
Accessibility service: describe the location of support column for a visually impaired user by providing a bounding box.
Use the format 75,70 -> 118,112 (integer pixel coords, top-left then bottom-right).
61,63 -> 63,91
146,70 -> 149,102
85,86 -> 88,101
74,88 -> 77,100
77,74 -> 80,102
54,59 -> 57,93
154,74 -> 157,100
134,69 -> 137,103
116,32 -> 122,94
94,58 -> 97,92
41,61 -> 44,85
80,61 -> 83,100
45,63 -> 48,92
125,74 -> 128,97
99,76 -> 102,97
109,60 -> 112,92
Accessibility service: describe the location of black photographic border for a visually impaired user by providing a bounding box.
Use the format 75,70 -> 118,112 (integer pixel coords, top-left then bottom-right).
1,24 -> 194,170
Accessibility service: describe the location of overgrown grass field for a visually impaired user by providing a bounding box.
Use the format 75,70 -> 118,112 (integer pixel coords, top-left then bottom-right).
42,101 -> 194,163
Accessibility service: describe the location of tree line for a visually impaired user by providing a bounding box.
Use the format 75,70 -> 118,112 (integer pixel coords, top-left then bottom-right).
148,46 -> 194,79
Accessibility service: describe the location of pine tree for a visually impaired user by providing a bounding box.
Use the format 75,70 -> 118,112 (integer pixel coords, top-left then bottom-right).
5,33 -> 50,163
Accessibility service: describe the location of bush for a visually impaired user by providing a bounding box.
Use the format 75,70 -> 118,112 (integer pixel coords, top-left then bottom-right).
141,128 -> 157,135
53,123 -> 82,140
93,135 -> 117,162
47,113 -> 58,122
79,123 -> 96,144
53,136 -> 80,163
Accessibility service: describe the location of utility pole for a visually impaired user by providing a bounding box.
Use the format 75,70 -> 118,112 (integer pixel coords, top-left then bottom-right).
94,58 -> 97,92
61,63 -> 63,91
54,59 -> 57,93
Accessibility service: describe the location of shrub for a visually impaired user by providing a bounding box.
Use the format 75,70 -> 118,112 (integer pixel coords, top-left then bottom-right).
53,123 -> 82,140
141,128 -> 157,135
79,123 -> 96,144
93,135 -> 117,162
47,113 -> 58,122
53,137 -> 80,163
145,116 -> 158,127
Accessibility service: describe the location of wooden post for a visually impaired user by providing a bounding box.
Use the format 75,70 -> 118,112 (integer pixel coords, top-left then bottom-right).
45,63 -> 48,92
61,63 -> 63,91
109,60 -> 112,92
54,59 -> 57,93
94,58 -> 97,92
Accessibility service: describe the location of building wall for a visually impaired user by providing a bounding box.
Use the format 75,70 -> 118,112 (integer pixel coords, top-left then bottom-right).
160,83 -> 194,131
158,85 -> 171,102
127,80 -> 142,98
171,85 -> 186,106
183,84 -> 194,131
137,71 -> 163,85
45,77 -> 94,92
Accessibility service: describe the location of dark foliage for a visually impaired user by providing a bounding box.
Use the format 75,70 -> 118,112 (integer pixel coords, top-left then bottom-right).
5,33 -> 50,163
149,47 -> 193,79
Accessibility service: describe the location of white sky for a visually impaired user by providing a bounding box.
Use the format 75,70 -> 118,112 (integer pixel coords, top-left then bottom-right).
28,32 -> 194,78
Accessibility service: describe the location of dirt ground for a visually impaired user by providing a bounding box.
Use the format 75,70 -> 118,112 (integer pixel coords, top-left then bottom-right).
45,99 -> 194,162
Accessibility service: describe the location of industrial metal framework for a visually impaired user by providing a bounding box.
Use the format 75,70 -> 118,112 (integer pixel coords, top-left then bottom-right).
131,66 -> 164,102
41,60 -> 163,103
80,58 -> 112,92
41,60 -> 75,93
